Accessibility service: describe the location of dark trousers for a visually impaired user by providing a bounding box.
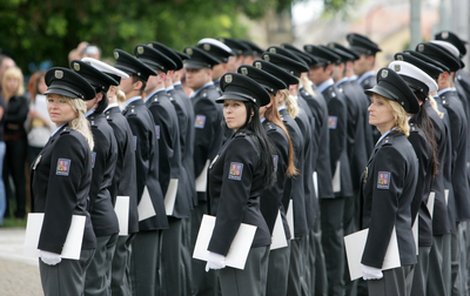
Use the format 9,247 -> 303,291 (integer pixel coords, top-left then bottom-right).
4,137 -> 27,218
410,246 -> 431,296
39,249 -> 95,296
181,217 -> 193,296
160,217 -> 183,296
287,236 -> 309,296
344,194 -> 358,296
191,203 -> 216,296
313,220 -> 328,296
320,197 -> 346,296
130,230 -> 161,296
367,265 -> 414,296
218,246 -> 269,296
111,233 -> 135,296
427,234 -> 451,296
452,223 -> 468,296
27,145 -> 43,212
266,244 -> 290,296
85,233 -> 118,296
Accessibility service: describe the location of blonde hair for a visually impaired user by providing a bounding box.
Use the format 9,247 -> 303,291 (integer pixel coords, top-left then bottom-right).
384,98 -> 410,137
427,95 -> 445,119
278,89 -> 299,118
116,88 -> 126,104
299,75 -> 315,97
2,66 -> 24,100
65,98 -> 94,150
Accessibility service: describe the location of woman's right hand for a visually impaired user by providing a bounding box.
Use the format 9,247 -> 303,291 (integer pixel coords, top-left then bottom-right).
205,251 -> 226,272
39,250 -> 62,266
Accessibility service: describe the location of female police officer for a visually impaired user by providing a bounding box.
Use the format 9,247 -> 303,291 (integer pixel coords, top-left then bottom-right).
360,67 -> 419,296
31,67 -> 96,296
204,72 -> 274,296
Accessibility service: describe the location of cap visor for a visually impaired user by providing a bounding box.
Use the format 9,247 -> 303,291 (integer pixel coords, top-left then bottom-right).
364,84 -> 397,101
45,87 -> 84,100
184,61 -> 209,70
215,92 -> 253,103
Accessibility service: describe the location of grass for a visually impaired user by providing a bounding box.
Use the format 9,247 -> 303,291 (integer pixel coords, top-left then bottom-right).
2,217 -> 27,228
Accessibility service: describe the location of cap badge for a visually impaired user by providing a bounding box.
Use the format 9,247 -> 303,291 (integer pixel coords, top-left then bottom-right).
396,54 -> 404,61
417,44 -> 424,52
54,70 -> 64,79
268,48 -> 276,53
73,63 -> 80,71
137,46 -> 144,55
381,69 -> 389,78
393,64 -> 401,72
263,54 -> 270,62
225,74 -> 233,83
240,67 -> 248,75
114,51 -> 119,59
186,48 -> 193,56
442,31 -> 449,39
254,62 -> 262,69
203,44 -> 210,51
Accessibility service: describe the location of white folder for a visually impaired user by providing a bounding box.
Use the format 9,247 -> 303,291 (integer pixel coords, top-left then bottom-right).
164,178 -> 178,215
270,210 -> 288,250
114,196 -> 129,236
138,186 -> 156,221
195,160 -> 210,192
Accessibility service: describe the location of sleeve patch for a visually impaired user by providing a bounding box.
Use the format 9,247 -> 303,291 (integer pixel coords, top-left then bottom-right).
228,162 -> 244,181
155,125 -> 160,140
328,116 -> 338,129
377,171 -> 391,189
195,115 -> 206,128
56,158 -> 71,176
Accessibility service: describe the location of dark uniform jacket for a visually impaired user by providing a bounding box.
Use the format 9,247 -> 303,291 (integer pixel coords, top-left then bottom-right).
437,89 -> 470,222
147,89 -> 190,219
105,105 -> 139,234
279,108 -> 308,238
360,130 -> 418,268
208,130 -> 271,255
357,71 -> 376,91
123,97 -> 168,231
299,88 -> 333,200
425,102 -> 452,235
173,83 -> 197,208
260,120 -> 291,240
87,112 -> 119,237
321,84 -> 353,198
192,83 -> 224,203
408,121 -> 433,247
32,125 -> 96,253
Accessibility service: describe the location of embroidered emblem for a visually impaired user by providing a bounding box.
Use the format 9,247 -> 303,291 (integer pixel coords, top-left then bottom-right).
56,158 -> 71,176
155,125 -> 160,140
194,115 -> 206,128
377,171 -> 391,189
228,162 -> 243,181
91,152 -> 97,168
328,116 -> 338,129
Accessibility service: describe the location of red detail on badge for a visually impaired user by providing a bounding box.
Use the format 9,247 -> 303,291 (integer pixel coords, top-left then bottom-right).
228,162 -> 243,181
56,158 -> 71,176
377,171 -> 391,189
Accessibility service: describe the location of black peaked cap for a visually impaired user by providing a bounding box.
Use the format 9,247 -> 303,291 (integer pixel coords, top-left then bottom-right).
281,43 -> 319,66
217,73 -> 271,106
327,42 -> 359,61
435,31 -> 467,57
261,52 -> 308,78
150,42 -> 184,70
237,64 -> 287,94
219,38 -> 251,56
70,60 -> 118,93
45,67 -> 96,100
183,47 -> 220,69
416,42 -> 461,72
405,50 -> 450,73
253,60 -> 298,86
113,49 -> 156,81
394,51 -> 443,80
346,33 -> 382,55
134,44 -> 177,73
365,67 -> 419,114
266,46 -> 307,65
197,42 -> 233,63
239,40 -> 264,56
303,44 -> 341,65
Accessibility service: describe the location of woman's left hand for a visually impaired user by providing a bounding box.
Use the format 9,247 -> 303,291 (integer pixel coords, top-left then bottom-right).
205,251 -> 226,272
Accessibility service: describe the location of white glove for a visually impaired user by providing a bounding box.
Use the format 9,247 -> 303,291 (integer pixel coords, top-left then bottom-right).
361,263 -> 383,280
205,251 -> 226,272
39,250 -> 62,266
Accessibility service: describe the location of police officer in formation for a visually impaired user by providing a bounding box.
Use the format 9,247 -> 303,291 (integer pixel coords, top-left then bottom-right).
31,30 -> 470,296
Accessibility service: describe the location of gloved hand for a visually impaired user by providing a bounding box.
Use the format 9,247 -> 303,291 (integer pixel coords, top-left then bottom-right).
361,263 -> 383,280
39,250 -> 62,266
205,251 -> 226,272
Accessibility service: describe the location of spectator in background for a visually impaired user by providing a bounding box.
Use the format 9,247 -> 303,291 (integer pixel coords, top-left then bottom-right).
83,44 -> 101,60
0,55 -> 16,95
2,67 -> 29,218
27,71 -> 55,164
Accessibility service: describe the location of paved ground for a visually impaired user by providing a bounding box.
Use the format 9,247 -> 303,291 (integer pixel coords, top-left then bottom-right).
0,228 -> 42,296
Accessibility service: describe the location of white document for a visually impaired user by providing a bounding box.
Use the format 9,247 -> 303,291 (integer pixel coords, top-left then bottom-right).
270,210 -> 288,250
332,161 -> 341,193
138,186 -> 156,221
195,160 -> 210,192
344,227 -> 401,281
114,196 -> 129,236
24,213 -> 86,260
286,199 -> 294,240
164,178 -> 178,215
444,189 -> 449,206
412,216 -> 419,255
193,215 -> 257,270
313,172 -> 318,199
427,192 -> 436,219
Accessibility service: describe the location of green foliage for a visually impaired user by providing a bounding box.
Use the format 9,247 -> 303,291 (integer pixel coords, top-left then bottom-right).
0,0 -> 348,73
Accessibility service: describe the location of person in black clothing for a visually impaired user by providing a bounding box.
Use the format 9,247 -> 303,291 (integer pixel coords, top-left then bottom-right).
2,66 -> 29,218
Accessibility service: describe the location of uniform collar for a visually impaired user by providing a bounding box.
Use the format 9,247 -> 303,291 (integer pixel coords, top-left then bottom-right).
316,78 -> 334,94
122,96 -> 142,110
191,81 -> 214,98
357,70 -> 375,84
376,128 -> 396,146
